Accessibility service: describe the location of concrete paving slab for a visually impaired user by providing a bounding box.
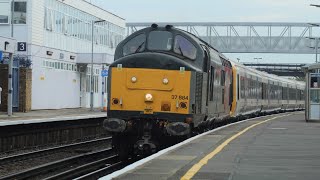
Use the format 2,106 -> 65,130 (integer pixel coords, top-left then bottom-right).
0,108 -> 107,126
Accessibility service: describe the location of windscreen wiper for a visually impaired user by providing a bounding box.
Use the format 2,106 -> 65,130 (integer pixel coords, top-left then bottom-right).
178,45 -> 184,56
135,42 -> 145,53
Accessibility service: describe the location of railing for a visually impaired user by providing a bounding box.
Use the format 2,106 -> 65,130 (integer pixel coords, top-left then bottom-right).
242,63 -> 307,77
127,22 -> 320,54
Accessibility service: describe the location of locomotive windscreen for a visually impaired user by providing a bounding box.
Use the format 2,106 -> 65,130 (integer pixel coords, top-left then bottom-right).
148,31 -> 173,51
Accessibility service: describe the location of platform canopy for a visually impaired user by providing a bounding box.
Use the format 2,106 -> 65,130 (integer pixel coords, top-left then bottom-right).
302,63 -> 320,72
76,53 -> 114,65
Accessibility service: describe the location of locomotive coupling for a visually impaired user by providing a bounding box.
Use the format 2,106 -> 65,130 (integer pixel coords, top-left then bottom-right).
166,122 -> 190,136
103,118 -> 126,132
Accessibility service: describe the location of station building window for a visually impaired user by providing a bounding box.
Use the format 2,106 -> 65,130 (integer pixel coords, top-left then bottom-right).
44,0 -> 125,48
13,1 -> 27,24
0,1 -> 10,24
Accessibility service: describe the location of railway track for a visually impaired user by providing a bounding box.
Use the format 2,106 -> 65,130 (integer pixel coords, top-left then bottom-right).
0,137 -> 117,180
0,137 -> 112,166
0,148 -> 121,180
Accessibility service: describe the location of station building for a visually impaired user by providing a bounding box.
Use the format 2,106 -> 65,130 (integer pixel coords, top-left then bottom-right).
0,0 -> 125,110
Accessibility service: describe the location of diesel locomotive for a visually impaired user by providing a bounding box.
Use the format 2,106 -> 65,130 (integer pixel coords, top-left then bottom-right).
103,24 -> 304,158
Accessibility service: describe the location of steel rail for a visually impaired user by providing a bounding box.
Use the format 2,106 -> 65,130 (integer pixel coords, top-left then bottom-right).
0,136 -> 112,166
0,147 -> 113,180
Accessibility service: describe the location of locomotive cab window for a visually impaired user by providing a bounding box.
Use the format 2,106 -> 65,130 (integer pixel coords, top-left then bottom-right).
123,34 -> 146,56
174,35 -> 197,59
148,31 -> 173,51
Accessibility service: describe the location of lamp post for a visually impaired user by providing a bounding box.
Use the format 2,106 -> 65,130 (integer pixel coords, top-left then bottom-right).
90,19 -> 105,111
254,57 -> 262,64
7,0 -> 15,116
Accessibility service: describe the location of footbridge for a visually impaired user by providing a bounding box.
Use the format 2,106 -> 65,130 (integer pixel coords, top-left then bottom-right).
127,22 -> 320,54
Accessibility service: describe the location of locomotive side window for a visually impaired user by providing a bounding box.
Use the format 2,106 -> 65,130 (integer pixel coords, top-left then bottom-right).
123,34 -> 146,56
148,31 -> 173,51
174,35 -> 197,59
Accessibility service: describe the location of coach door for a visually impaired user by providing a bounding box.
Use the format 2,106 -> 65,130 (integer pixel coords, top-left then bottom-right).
202,46 -> 210,108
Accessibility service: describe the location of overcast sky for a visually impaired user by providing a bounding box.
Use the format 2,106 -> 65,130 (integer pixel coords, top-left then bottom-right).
91,0 -> 320,63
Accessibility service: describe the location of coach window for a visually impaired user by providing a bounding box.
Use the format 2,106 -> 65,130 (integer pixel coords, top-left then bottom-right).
174,35 -> 197,59
123,34 -> 146,56
237,75 -> 240,100
148,31 -> 173,51
240,76 -> 245,98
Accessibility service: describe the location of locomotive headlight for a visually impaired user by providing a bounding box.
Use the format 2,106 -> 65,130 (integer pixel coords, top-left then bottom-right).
131,76 -> 137,83
163,78 -> 169,85
145,93 -> 153,102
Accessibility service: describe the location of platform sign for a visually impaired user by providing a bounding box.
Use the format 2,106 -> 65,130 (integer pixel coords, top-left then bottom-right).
101,69 -> 108,77
17,42 -> 26,51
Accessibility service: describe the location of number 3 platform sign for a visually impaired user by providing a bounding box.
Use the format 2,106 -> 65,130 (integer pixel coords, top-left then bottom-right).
17,42 -> 27,52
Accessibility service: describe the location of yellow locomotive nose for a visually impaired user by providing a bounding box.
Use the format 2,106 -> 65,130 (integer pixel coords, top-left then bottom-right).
110,68 -> 190,115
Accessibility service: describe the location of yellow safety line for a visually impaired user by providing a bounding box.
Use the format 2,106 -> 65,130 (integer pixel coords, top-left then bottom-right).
181,114 -> 290,180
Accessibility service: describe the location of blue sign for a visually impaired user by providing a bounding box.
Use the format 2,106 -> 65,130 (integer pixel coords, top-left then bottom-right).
0,51 -> 2,61
101,69 -> 108,77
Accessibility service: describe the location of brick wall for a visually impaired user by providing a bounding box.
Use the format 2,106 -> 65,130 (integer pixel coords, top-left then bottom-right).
19,68 -> 32,112
0,65 -> 8,112
0,65 -> 32,112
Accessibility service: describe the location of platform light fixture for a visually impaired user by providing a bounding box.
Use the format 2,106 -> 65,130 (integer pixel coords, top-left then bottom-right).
46,51 -> 53,56
310,4 -> 320,8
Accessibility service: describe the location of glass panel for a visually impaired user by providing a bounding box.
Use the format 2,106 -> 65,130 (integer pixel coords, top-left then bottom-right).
13,2 -> 27,24
123,34 -> 146,56
148,31 -> 172,51
310,89 -> 320,103
310,74 -> 320,88
0,2 -> 10,24
174,35 -> 197,59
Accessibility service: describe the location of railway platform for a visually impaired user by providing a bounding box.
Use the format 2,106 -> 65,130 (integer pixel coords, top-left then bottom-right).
103,112 -> 320,180
0,108 -> 107,126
